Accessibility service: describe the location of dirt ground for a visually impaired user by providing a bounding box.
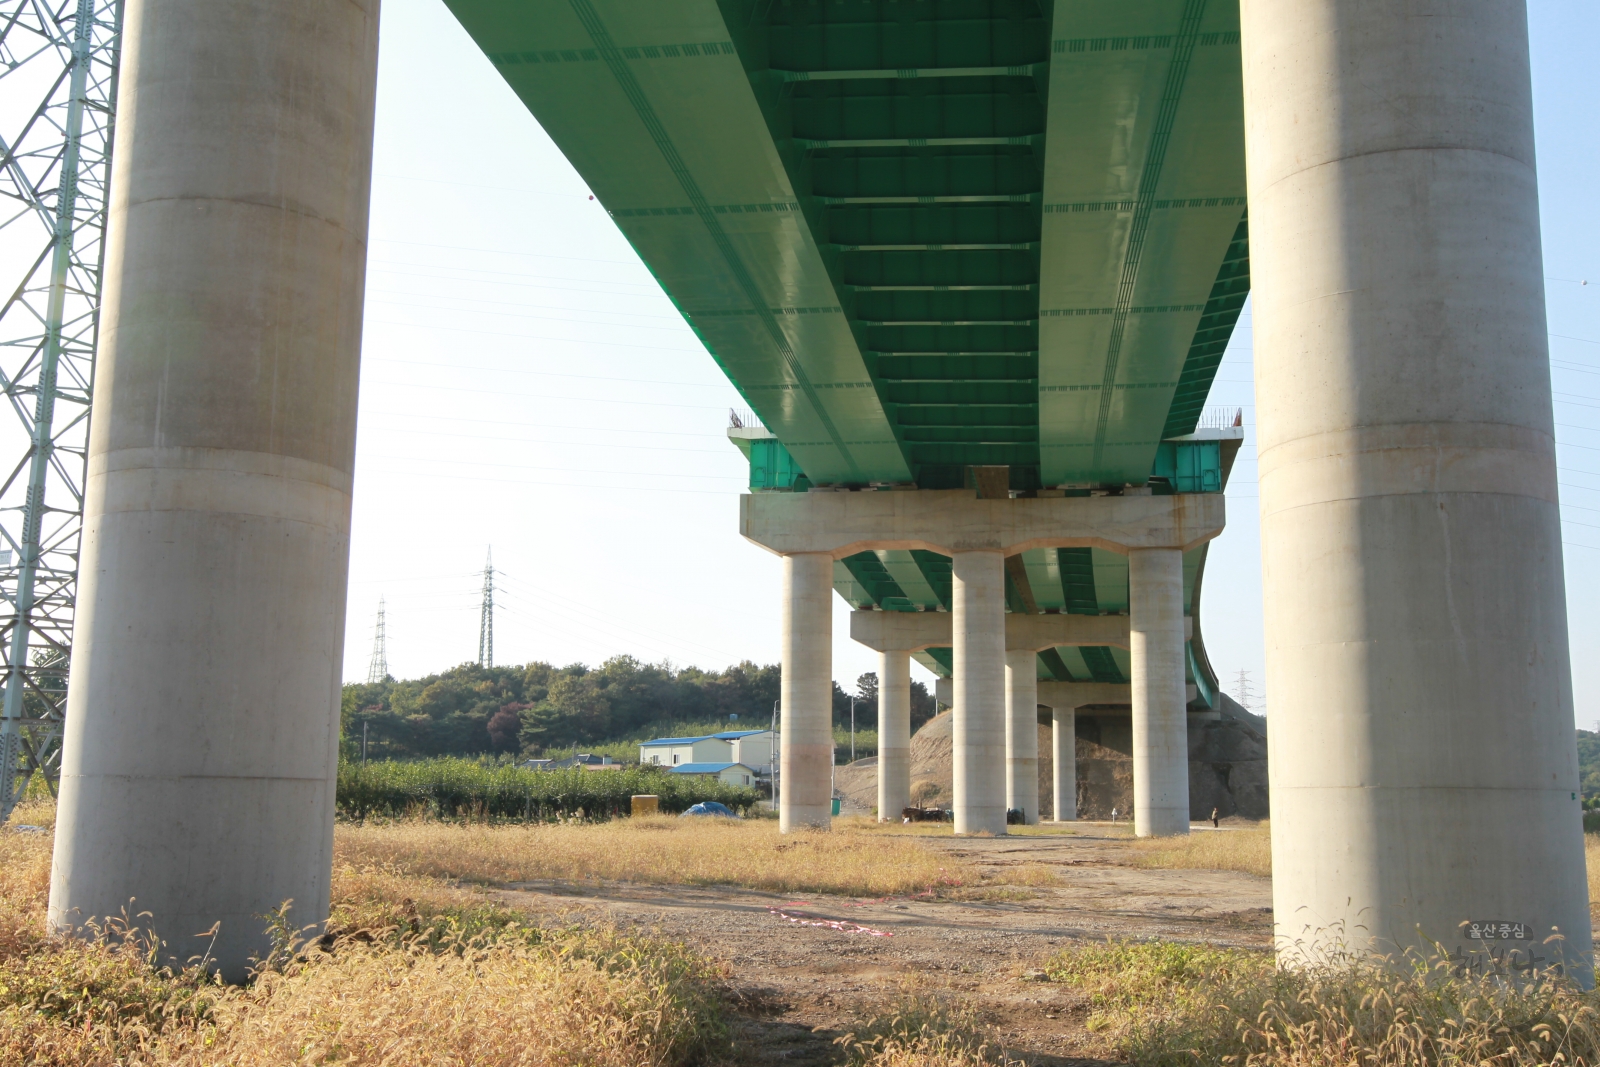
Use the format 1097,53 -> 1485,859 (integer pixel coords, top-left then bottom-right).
490,824 -> 1272,1065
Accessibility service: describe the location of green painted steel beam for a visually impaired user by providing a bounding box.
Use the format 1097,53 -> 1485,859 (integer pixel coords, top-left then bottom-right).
445,0 -> 1247,490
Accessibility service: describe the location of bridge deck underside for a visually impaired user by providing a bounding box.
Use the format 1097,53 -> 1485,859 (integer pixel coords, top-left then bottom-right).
446,0 -> 1248,490
836,544 -> 1203,690
443,0 -> 1245,701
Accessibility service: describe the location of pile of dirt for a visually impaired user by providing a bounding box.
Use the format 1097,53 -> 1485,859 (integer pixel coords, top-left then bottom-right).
834,701 -> 1269,821
835,711 -> 1056,818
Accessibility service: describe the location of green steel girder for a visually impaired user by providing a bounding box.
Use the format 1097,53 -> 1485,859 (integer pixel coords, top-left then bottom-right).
445,0 -> 1247,490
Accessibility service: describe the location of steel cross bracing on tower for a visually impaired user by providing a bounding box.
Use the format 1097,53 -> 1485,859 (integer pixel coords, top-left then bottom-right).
0,0 -> 123,821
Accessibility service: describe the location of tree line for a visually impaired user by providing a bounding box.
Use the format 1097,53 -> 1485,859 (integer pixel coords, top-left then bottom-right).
341,655 -> 939,761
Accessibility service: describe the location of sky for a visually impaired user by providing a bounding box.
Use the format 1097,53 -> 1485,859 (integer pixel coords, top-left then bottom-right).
344,0 -> 1600,725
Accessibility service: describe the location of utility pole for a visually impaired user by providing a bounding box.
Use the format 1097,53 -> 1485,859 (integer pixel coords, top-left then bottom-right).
770,697 -> 779,810
366,596 -> 388,684
850,695 -> 856,762
478,547 -> 494,669
0,0 -> 125,822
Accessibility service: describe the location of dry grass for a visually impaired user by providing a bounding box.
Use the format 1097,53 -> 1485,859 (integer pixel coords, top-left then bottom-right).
0,812 -> 730,1066
1129,822 -> 1272,877
335,814 -> 973,898
1588,833 -> 1600,917
1042,938 -> 1600,1066
836,990 -> 1021,1067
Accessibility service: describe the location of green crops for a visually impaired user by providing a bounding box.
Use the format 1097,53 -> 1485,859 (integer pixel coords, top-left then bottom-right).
338,759 -> 760,821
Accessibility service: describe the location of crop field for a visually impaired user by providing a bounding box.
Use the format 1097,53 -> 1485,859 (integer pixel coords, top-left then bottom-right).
337,757 -> 759,820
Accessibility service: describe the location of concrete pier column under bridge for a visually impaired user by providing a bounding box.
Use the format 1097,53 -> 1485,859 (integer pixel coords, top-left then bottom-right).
46,0 -> 380,980
1242,0 -> 1592,976
953,550 -> 1006,836
1129,548 -> 1189,837
780,552 -> 834,831
1005,650 -> 1039,824
1052,706 -> 1076,822
877,648 -> 911,822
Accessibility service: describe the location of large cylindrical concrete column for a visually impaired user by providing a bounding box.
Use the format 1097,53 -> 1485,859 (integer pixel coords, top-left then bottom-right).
1052,706 -> 1076,822
877,648 -> 911,821
1005,650 -> 1039,824
780,552 -> 834,832
47,0 -> 379,980
1242,0 -> 1591,975
952,550 -> 1006,835
1128,548 -> 1188,837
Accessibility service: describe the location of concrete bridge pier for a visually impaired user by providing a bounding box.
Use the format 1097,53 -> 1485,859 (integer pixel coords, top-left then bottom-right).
952,551 -> 1007,836
877,649 -> 911,821
780,552 -> 834,831
744,490 -> 1222,837
1005,651 -> 1039,824
1051,705 -> 1076,822
1243,0 -> 1592,975
1129,548 -> 1189,837
46,0 -> 380,980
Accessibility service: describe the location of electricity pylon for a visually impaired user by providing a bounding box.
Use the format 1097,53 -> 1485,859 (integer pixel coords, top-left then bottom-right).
477,548 -> 493,669
366,597 -> 388,684
1234,669 -> 1255,711
0,0 -> 125,821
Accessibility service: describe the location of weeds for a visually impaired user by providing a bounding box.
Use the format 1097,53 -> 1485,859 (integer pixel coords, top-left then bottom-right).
1041,938 -> 1600,1066
0,810 -> 731,1066
1129,823 -> 1272,877
334,814 -> 972,897
837,992 -> 1020,1067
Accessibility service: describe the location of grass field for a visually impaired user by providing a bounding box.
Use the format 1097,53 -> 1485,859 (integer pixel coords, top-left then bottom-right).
1042,938 -> 1600,1066
0,805 -> 737,1066
1129,823 -> 1272,877
336,815 -> 973,898
4,799 -> 996,1066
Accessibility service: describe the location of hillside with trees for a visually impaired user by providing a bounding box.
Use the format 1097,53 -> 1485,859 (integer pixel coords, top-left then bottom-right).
341,656 -> 938,761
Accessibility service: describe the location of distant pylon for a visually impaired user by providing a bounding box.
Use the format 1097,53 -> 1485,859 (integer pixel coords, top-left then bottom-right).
1234,669 -> 1254,711
366,597 -> 389,684
478,548 -> 494,669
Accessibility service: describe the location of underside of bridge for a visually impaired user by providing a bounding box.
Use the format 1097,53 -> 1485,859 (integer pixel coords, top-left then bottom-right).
445,0 -> 1250,702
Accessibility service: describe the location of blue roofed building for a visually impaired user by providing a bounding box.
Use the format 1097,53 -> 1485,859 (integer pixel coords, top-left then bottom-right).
639,730 -> 773,770
670,762 -> 758,788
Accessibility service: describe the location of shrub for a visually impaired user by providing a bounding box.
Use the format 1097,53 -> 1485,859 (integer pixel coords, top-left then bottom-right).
1041,938 -> 1600,1066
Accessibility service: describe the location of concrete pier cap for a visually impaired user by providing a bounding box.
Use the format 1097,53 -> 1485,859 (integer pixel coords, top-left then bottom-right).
741,489 -> 1225,560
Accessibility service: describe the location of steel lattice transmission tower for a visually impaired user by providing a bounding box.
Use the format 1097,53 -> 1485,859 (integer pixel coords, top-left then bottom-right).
366,596 -> 388,684
477,548 -> 493,669
0,0 -> 124,821
1233,669 -> 1255,712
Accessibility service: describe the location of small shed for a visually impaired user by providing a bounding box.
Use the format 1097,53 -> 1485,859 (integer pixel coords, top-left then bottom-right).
669,762 -> 757,787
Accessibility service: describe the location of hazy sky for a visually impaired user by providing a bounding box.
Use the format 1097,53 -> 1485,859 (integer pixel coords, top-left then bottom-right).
344,0 -> 1600,725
